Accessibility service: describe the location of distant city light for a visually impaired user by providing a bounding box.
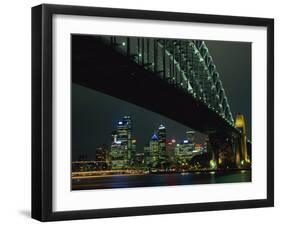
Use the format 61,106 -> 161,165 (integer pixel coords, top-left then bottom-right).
151,133 -> 158,140
192,149 -> 201,153
122,42 -> 126,46
171,139 -> 176,143
183,139 -> 189,144
118,121 -> 123,125
115,140 -> 122,144
159,124 -> 165,129
210,159 -> 216,169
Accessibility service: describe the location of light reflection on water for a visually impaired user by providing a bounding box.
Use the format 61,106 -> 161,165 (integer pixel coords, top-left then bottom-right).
72,170 -> 251,190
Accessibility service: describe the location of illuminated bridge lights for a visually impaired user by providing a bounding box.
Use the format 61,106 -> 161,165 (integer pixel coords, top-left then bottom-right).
103,36 -> 235,127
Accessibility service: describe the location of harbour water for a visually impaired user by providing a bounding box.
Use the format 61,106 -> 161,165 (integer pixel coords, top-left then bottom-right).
72,170 -> 251,190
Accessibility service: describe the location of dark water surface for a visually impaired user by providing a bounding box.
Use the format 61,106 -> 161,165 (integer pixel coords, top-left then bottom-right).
72,170 -> 251,190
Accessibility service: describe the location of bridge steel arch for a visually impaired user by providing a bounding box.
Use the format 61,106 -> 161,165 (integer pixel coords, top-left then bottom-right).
101,36 -> 234,126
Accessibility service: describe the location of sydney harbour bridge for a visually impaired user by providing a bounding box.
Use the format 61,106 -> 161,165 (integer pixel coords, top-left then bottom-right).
72,35 -> 251,169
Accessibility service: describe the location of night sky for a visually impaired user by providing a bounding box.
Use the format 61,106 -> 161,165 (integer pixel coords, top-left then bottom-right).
205,40 -> 252,137
72,37 -> 251,161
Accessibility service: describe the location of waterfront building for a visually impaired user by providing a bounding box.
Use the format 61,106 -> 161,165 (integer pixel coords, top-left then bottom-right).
110,143 -> 129,169
96,144 -> 109,169
174,140 -> 194,166
95,144 -> 108,162
173,131 -> 196,167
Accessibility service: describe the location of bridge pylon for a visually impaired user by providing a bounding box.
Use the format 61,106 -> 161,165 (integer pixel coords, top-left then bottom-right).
234,113 -> 250,168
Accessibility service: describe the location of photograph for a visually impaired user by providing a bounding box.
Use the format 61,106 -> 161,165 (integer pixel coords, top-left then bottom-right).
71,34 -> 252,190
31,3 -> 274,221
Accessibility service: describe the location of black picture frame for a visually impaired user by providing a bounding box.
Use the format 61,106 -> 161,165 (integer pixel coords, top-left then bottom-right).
32,3 -> 274,222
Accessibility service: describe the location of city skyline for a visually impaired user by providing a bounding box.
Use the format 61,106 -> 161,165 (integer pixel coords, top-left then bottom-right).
96,115 -> 202,161
73,114 -> 213,173
73,113 -> 249,171
72,84 -> 206,161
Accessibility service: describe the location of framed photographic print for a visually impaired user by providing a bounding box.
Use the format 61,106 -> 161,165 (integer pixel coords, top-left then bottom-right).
32,4 -> 274,221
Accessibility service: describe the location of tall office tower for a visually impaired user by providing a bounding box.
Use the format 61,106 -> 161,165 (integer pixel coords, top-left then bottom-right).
116,116 -> 132,144
131,139 -> 137,165
110,140 -> 126,170
166,139 -> 177,165
174,141 -> 194,167
110,116 -> 134,169
157,125 -> 167,163
149,133 -> 160,168
117,115 -> 133,164
186,131 -> 195,144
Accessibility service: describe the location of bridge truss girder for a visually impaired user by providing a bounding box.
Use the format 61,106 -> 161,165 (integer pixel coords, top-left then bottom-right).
100,36 -> 234,126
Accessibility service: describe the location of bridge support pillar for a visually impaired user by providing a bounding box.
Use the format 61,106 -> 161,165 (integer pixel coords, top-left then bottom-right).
234,113 -> 250,168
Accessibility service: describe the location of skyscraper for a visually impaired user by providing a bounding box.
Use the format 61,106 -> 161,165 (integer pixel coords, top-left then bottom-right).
166,139 -> 177,165
116,116 -> 132,145
144,133 -> 160,168
157,124 -> 167,163
149,133 -> 160,168
110,116 -> 134,169
110,141 -> 127,169
174,140 -> 194,167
